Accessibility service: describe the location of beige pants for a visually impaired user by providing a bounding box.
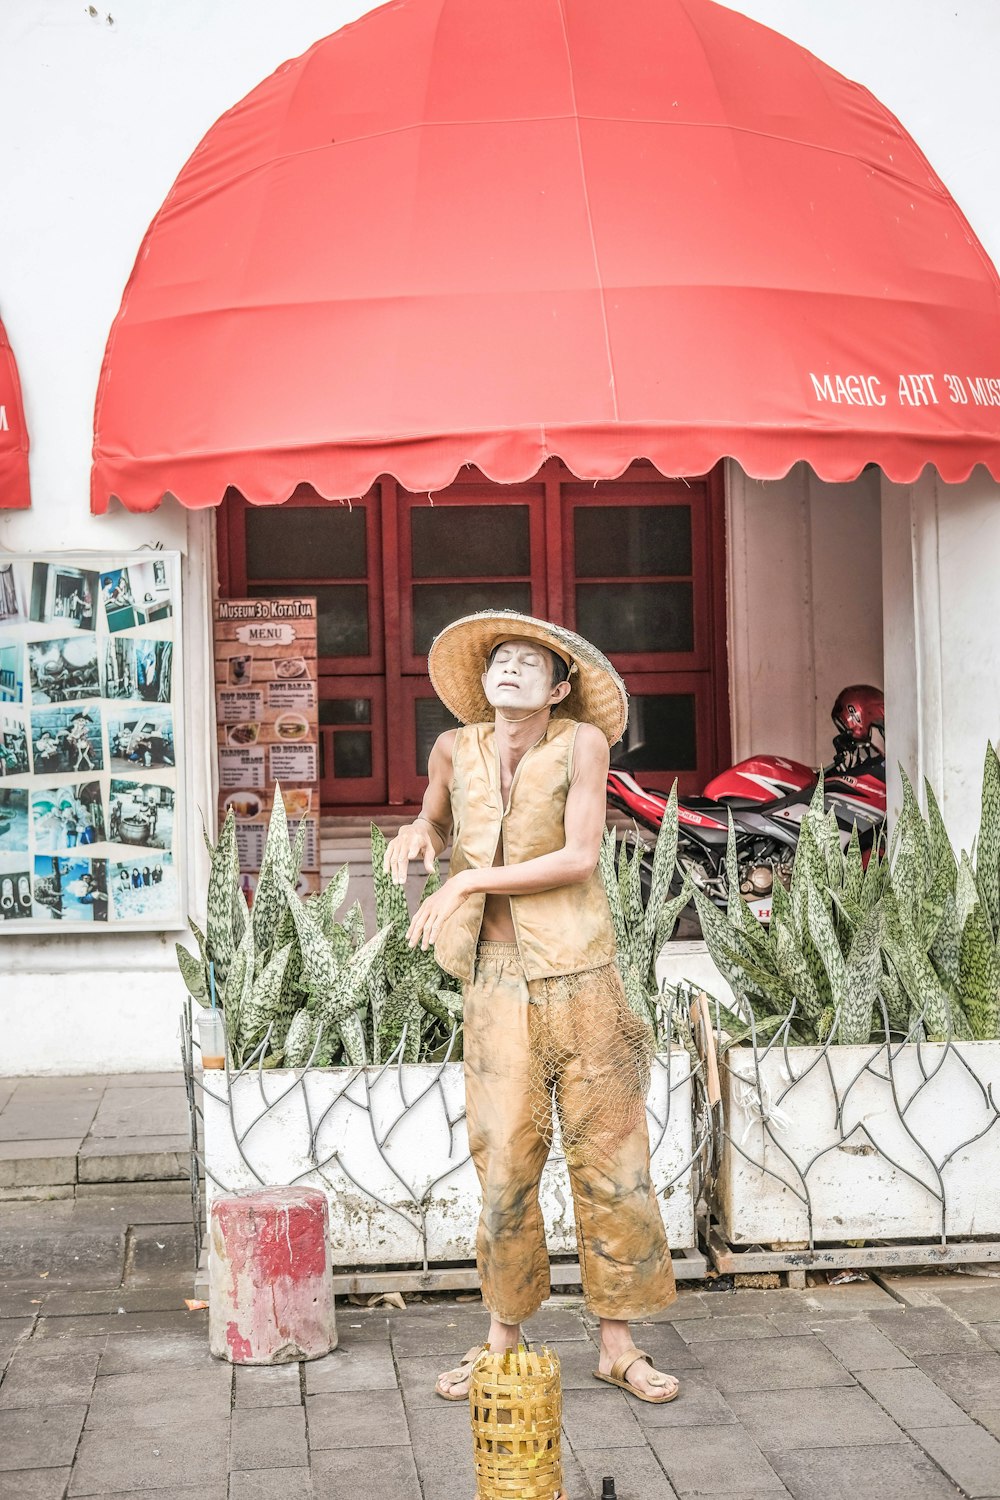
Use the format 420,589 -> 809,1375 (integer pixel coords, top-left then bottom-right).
464,941 -> 677,1324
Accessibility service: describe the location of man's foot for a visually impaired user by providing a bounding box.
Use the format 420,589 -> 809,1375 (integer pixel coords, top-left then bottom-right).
595,1342 -> 679,1403
435,1344 -> 486,1400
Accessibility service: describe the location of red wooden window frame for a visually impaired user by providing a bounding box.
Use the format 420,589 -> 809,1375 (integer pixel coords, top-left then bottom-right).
216,463 -> 730,811
394,480 -> 548,675
222,486 -> 385,676
316,673 -> 386,805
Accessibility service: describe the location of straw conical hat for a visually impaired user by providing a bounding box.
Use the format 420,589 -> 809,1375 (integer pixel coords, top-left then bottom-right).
428,610 -> 628,746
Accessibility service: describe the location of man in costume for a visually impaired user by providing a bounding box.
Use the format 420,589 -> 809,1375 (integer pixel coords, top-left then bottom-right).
384,611 -> 679,1406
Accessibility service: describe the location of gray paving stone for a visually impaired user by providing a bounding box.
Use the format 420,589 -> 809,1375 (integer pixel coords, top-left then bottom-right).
935,1287 -> 1000,1323
88,1087 -> 188,1138
523,1305 -> 591,1341
573,1444 -> 678,1499
856,1366 -> 974,1429
304,1344 -> 396,1393
229,1468 -> 314,1499
0,1230 -> 124,1282
230,1405 -> 308,1470
0,1101 -> 99,1143
972,1408 -> 1000,1439
405,1404 -> 476,1489
677,1315 -> 780,1345
560,1387 -> 655,1449
36,1309 -> 201,1340
396,1353 -> 461,1409
388,1312 -> 490,1360
73,1491 -> 226,1500
0,1471 -> 72,1499
810,1318 -> 915,1370
918,1352 -> 1000,1410
234,1363 -> 303,1407
728,1386 -> 905,1451
675,1492 -> 791,1499
711,1291 -> 812,1317
694,1336 -> 855,1394
85,1366 -> 232,1430
306,1387 -> 409,1448
310,1446 -> 421,1499
911,1423 -> 1000,1498
69,1419 -> 231,1494
631,1370 -> 738,1429
0,1347 -> 99,1408
980,1323 -> 1000,1353
874,1305 -> 990,1357
0,1403 -> 86,1471
768,1441 -> 964,1499
40,1284 -> 194,1316
646,1421 -> 786,1493
800,1282 -> 898,1311
625,1319 -> 705,1369
126,1224 -> 197,1279
101,1074 -> 185,1090
660,1290 -> 711,1321
98,1330 -> 218,1374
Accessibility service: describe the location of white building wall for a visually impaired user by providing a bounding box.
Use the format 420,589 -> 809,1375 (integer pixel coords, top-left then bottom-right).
0,0 -> 997,1071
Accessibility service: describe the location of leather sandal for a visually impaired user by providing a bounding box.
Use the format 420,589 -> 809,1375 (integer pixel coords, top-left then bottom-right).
593,1345 -> 679,1404
435,1343 -> 487,1401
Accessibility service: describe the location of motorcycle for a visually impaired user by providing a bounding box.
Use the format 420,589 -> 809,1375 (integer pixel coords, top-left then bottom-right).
608,685 -> 887,925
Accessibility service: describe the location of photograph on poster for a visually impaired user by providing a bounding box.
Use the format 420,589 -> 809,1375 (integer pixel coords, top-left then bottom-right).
108,780 -> 174,851
33,855 -> 108,923
0,715 -> 29,778
31,782 -> 105,854
0,637 -> 23,703
111,852 -> 178,920
28,635 -> 101,702
29,563 -> 98,632
108,708 -> 175,771
0,564 -> 24,625
31,707 -> 103,774
100,561 -> 173,633
0,855 -> 32,921
102,637 -> 172,702
0,788 -> 30,852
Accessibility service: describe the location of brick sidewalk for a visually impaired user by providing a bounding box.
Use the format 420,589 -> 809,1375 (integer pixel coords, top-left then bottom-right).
2,1188 -> 1000,1497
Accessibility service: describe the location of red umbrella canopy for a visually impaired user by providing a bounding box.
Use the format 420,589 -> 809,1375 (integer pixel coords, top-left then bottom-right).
0,316 -> 30,509
91,0 -> 1000,513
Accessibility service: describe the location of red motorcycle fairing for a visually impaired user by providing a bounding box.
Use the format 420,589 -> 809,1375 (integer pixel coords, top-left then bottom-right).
703,754 -> 814,804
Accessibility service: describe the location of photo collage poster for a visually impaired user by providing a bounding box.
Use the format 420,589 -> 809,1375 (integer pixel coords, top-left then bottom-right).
213,597 -> 320,900
0,552 -> 183,930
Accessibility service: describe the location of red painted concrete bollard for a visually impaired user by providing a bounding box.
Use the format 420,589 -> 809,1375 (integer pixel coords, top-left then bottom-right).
209,1186 -> 337,1364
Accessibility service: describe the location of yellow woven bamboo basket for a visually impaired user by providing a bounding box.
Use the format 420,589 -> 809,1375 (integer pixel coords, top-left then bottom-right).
469,1344 -> 564,1500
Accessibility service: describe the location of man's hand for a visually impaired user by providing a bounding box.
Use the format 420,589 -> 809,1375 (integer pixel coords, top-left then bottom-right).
407,871 -> 474,950
383,822 -> 439,886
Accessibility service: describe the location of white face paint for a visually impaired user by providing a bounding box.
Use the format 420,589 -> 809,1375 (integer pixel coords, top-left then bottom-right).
481,637 -> 567,719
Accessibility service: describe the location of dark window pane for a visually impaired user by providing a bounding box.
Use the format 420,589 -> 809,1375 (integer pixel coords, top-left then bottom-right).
319,698 -> 372,725
576,582 -> 693,655
574,506 -> 692,578
411,506 -> 530,578
333,731 -> 373,779
245,505 -> 367,580
611,694 -> 697,772
412,582 -> 532,655
415,698 -> 461,777
248,584 -> 369,657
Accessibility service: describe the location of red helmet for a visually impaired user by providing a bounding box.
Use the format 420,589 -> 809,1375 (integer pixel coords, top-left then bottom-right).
832,685 -> 885,742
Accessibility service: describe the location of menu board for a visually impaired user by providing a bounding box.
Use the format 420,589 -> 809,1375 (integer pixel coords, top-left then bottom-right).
0,552 -> 184,931
213,598 -> 320,898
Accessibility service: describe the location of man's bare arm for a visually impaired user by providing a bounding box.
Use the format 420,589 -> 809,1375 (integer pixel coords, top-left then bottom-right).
383,730 -> 456,883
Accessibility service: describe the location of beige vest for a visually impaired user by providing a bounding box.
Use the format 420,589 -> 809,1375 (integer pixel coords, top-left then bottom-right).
433,718 -> 617,983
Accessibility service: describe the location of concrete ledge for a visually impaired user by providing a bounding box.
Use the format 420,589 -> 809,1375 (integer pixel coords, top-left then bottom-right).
77,1135 -> 190,1183
0,1140 -> 80,1189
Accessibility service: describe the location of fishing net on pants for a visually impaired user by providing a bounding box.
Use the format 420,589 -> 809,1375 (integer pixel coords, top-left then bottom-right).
526,963 -> 654,1166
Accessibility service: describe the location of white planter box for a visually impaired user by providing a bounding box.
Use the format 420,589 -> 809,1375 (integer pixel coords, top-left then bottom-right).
201,1052 -> 695,1266
718,1039 -> 1000,1245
